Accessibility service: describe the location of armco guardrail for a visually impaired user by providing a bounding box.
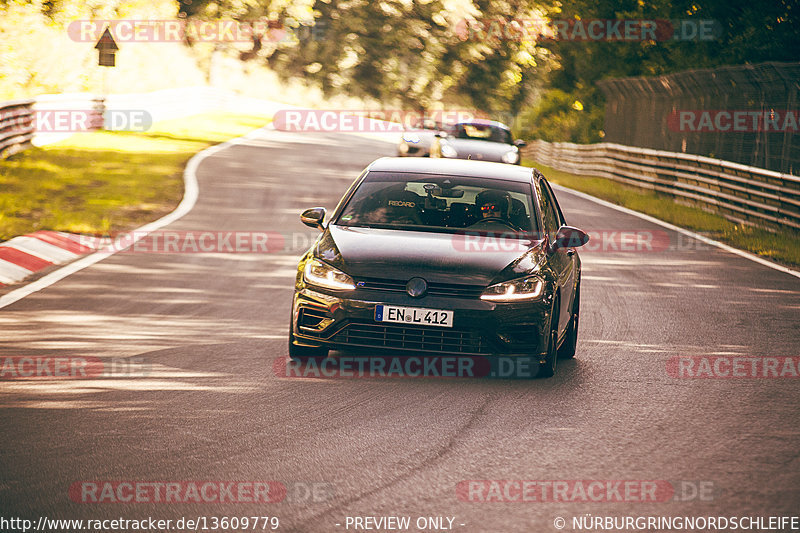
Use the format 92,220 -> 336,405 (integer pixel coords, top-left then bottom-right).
32,93 -> 105,147
0,99 -> 36,159
523,140 -> 800,231
1,87 -> 284,158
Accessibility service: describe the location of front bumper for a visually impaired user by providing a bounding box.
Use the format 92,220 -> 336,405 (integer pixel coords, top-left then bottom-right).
291,286 -> 552,357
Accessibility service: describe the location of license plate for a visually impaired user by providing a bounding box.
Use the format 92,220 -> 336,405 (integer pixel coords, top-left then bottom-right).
375,305 -> 454,328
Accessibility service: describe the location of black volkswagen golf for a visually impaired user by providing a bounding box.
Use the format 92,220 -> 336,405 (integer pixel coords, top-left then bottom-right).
289,157 -> 589,377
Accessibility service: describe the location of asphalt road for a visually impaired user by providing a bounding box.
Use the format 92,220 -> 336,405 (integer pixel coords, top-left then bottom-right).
1,127 -> 799,533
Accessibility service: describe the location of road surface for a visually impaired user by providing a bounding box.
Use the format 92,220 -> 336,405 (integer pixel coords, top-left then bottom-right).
1,127 -> 799,532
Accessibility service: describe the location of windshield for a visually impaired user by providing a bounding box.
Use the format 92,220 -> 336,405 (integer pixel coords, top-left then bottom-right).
454,123 -> 513,144
335,172 -> 538,236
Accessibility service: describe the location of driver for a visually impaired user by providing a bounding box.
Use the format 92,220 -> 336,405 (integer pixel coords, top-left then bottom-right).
475,189 -> 512,221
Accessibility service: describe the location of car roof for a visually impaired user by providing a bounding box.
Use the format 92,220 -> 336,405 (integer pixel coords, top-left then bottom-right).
366,157 -> 535,183
455,119 -> 510,130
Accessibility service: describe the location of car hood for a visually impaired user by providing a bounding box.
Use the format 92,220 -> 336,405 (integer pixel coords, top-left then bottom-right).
316,225 -> 544,286
442,139 -> 516,161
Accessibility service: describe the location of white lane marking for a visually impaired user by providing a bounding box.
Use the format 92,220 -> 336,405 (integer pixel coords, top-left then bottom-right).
550,182 -> 800,280
1,236 -> 78,263
0,127 -> 270,310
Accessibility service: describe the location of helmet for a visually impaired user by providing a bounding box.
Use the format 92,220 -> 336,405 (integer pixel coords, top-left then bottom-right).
475,189 -> 512,218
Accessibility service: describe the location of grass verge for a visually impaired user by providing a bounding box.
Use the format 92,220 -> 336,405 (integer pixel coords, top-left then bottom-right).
0,112 -> 272,241
523,158 -> 800,268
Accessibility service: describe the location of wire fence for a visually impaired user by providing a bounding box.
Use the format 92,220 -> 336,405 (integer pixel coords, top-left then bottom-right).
598,62 -> 800,176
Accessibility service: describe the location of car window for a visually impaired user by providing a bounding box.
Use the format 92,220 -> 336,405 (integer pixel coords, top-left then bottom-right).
454,124 -> 512,144
540,179 -> 566,227
537,180 -> 560,241
336,172 -> 538,236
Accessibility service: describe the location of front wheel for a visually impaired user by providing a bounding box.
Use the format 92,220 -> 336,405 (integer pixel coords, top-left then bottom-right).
538,319 -> 559,378
558,285 -> 580,359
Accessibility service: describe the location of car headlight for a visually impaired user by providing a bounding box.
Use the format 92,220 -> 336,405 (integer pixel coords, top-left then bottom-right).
303,258 -> 355,290
480,275 -> 544,301
440,144 -> 458,158
501,148 -> 520,164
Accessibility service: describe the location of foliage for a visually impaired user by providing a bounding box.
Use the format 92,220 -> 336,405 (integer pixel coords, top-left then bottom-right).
261,0 -> 547,113
2,0 -> 797,135
514,87 -> 603,143
532,0 -> 800,141
0,0 -> 205,99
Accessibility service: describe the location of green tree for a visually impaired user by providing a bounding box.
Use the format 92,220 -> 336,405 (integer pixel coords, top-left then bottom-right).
529,0 -> 800,141
263,0 -> 547,114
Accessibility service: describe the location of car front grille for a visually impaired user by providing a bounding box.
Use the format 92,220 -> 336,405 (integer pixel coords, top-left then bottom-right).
355,277 -> 484,299
331,321 -> 491,354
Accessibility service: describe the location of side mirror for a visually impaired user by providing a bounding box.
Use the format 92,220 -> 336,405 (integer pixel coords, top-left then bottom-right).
300,207 -> 327,231
514,139 -> 527,148
550,225 -> 589,252
434,131 -> 448,138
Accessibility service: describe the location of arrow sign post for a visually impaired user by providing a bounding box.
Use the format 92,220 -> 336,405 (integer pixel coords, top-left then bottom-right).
95,26 -> 119,67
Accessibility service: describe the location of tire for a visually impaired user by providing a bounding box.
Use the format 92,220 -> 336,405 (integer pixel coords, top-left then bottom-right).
288,324 -> 328,360
558,284 -> 580,360
539,301 -> 560,378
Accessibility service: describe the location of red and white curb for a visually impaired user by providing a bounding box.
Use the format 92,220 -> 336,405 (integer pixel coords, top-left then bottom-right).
0,231 -> 104,287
